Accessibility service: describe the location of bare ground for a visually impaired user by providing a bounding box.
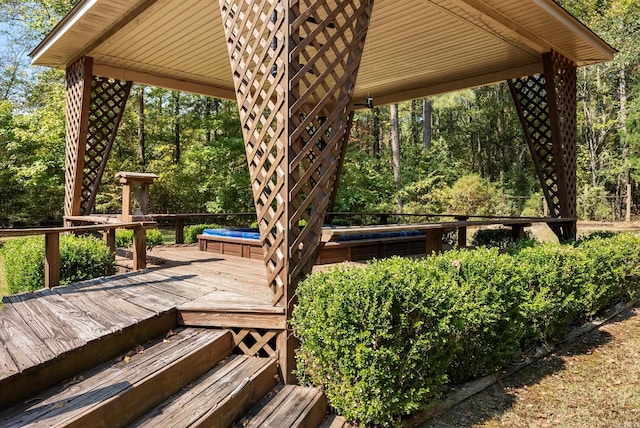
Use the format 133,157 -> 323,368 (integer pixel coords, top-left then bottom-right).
423,304 -> 640,428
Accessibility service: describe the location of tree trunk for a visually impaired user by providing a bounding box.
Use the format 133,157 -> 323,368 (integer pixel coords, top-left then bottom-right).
619,65 -> 631,221
411,100 -> 418,146
373,107 -> 381,161
137,86 -> 146,168
204,96 -> 212,145
423,98 -> 432,150
390,103 -> 402,211
173,91 -> 181,164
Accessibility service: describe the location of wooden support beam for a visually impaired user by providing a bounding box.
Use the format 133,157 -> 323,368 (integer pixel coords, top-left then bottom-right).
104,229 -> 116,255
44,232 -> 60,288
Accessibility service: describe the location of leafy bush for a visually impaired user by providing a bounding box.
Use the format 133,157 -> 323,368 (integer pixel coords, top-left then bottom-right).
183,223 -> 224,244
435,249 -> 526,383
2,235 -> 115,294
293,259 -> 460,426
293,233 -> 640,426
115,229 -> 164,247
472,227 -> 533,249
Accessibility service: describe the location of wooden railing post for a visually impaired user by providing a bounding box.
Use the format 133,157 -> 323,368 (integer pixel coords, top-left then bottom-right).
175,217 -> 185,244
103,228 -> 116,255
44,232 -> 60,288
132,227 -> 146,270
454,215 -> 469,247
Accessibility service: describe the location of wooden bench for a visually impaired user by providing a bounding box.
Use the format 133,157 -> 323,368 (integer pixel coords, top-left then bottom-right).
321,217 -> 576,254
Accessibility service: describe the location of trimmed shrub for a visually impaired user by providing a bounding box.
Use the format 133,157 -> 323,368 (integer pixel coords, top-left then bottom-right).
115,229 -> 164,247
292,258 -> 461,426
183,223 -> 224,244
293,233 -> 640,426
3,235 -> 115,294
434,249 -> 526,383
472,227 -> 533,249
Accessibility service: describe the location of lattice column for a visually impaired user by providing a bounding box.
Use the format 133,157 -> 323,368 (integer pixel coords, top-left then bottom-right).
220,0 -> 373,382
64,57 -> 93,221
64,57 -> 132,218
509,51 -> 577,241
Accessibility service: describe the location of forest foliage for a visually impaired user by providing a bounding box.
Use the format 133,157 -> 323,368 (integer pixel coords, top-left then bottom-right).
1,1 -> 639,226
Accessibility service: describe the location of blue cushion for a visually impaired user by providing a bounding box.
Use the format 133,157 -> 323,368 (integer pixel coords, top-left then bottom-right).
202,228 -> 260,240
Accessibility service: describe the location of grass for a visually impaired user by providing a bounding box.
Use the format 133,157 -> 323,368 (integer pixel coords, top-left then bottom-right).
424,304 -> 640,428
0,241 -> 7,302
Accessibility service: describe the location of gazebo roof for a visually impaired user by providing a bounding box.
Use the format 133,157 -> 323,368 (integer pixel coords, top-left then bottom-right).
31,0 -> 615,105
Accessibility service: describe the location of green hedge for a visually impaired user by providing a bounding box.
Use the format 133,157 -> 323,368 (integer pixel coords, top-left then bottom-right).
183,223 -> 224,244
115,229 -> 164,247
471,227 -> 534,249
292,232 -> 640,426
2,235 -> 115,294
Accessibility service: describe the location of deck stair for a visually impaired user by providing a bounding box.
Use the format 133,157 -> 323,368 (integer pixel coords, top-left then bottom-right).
0,327 -> 283,427
238,384 -> 328,428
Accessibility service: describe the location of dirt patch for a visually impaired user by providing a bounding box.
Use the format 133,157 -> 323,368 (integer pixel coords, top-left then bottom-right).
423,304 -> 640,428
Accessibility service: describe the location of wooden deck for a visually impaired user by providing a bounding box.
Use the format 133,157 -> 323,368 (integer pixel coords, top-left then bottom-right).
0,245 -> 279,408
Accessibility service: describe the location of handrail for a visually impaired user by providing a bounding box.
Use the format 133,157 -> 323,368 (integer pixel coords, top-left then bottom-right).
0,221 -> 156,289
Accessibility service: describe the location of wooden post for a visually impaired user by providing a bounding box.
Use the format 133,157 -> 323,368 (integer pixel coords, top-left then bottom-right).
175,217 -> 185,244
511,224 -> 527,241
121,184 -> 132,221
132,227 -> 147,270
44,232 -> 60,288
425,230 -> 444,255
454,215 -> 469,247
103,229 -> 116,255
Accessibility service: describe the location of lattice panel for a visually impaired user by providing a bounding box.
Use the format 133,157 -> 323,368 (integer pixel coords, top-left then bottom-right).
288,0 -> 373,295
220,0 -> 373,307
231,328 -> 278,358
221,0 -> 288,302
509,75 -> 561,217
81,77 -> 132,215
64,58 -> 92,218
546,52 -> 577,219
509,51 -> 577,241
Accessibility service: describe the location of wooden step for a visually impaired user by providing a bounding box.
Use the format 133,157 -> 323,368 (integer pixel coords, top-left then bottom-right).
0,327 -> 232,428
132,354 -> 277,427
241,385 -> 328,428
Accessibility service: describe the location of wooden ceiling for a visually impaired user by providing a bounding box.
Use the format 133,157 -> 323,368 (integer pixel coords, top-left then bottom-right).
31,0 -> 615,105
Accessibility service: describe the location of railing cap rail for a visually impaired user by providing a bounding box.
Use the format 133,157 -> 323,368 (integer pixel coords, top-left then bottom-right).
0,221 -> 156,237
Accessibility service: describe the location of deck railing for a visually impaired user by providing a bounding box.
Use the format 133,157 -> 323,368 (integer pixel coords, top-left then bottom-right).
0,221 -> 156,288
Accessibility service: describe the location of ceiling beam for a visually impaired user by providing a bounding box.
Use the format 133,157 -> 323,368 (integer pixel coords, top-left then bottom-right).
93,63 -> 237,99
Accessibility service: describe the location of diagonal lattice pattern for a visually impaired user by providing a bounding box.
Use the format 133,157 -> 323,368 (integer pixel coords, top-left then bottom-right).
509,51 -> 577,241
81,77 -> 132,215
64,58 -> 92,219
220,0 -> 373,308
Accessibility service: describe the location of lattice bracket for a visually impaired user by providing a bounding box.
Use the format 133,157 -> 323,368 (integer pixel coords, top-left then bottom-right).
64,56 -> 132,219
509,51 -> 577,241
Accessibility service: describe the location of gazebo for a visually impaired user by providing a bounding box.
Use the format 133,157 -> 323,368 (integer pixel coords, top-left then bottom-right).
30,0 -> 615,381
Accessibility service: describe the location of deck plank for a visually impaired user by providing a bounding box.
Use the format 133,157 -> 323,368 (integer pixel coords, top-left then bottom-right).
4,293 -> 88,355
0,304 -> 55,371
52,285 -> 144,332
0,337 -> 19,379
66,281 -> 157,322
